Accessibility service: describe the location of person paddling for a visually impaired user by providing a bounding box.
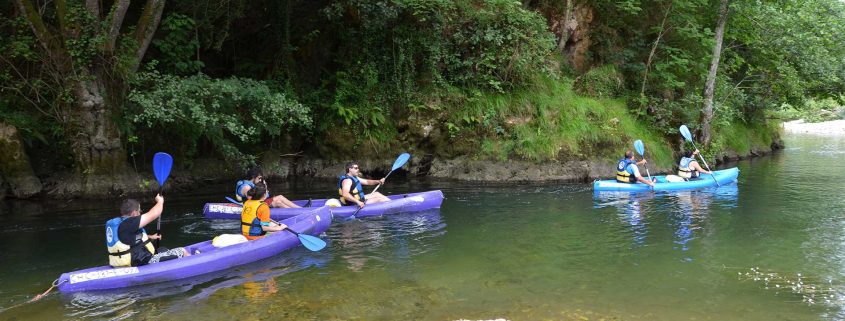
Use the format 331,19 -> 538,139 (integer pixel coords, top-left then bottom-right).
235,166 -> 301,208
338,161 -> 390,208
106,195 -> 190,267
241,182 -> 289,240
616,151 -> 655,187
678,149 -> 712,180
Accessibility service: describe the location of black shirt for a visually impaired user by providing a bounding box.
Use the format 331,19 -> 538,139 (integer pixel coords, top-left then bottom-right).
117,216 -> 153,266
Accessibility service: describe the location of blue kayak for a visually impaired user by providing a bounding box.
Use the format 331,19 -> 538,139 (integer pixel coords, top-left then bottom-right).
593,167 -> 739,192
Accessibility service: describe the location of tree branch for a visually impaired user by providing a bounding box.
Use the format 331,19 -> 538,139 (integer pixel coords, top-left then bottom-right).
105,0 -> 131,52
132,0 -> 166,72
55,0 -> 69,35
640,2 -> 673,97
14,0 -> 58,54
85,0 -> 100,19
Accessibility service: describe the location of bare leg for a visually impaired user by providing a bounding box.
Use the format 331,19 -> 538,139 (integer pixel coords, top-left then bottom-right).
270,195 -> 301,208
365,192 -> 391,204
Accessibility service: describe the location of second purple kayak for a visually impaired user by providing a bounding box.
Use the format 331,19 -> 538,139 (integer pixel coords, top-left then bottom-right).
203,190 -> 444,220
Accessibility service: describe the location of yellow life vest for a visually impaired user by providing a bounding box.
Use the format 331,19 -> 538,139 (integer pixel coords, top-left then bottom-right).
241,200 -> 269,239
337,175 -> 366,205
106,217 -> 155,267
615,159 -> 636,183
678,157 -> 697,179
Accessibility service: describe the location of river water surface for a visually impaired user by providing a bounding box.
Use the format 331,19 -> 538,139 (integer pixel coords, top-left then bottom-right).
1,134 -> 844,320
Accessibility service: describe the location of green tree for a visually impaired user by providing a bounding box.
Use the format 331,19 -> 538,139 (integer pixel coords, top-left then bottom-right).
10,0 -> 166,178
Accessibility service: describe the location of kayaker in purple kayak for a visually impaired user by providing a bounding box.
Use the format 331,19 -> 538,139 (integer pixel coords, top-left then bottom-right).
615,151 -> 655,187
240,182 -> 289,240
105,195 -> 190,267
678,149 -> 712,180
235,166 -> 301,208
338,161 -> 390,208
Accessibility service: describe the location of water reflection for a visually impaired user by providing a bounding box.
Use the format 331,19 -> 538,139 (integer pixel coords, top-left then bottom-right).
593,191 -> 654,247
325,210 -> 445,272
594,184 -> 738,256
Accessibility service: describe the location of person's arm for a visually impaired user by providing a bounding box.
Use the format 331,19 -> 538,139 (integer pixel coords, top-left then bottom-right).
359,177 -> 386,186
636,175 -> 655,186
341,179 -> 364,207
138,194 -> 164,228
239,184 -> 252,197
267,221 -> 288,232
631,165 -> 654,186
257,205 -> 287,232
692,161 -> 712,174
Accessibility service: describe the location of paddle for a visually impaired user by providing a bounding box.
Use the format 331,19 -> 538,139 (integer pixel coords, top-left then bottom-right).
351,153 -> 411,217
226,196 -> 243,206
152,152 -> 173,248
270,219 -> 326,251
679,125 -> 719,187
633,140 -> 652,182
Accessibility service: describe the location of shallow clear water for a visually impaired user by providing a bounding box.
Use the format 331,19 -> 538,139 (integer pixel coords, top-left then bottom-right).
2,134 -> 844,320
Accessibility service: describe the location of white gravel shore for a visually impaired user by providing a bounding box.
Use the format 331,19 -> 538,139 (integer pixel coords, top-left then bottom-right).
782,119 -> 845,135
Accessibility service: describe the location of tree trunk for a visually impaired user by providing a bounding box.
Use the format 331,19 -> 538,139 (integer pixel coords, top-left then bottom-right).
15,0 -> 166,179
68,70 -> 128,175
701,0 -> 730,146
556,0 -> 574,53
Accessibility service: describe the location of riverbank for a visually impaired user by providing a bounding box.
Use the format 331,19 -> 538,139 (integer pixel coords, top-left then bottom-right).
0,75 -> 783,199
5,124 -> 782,200
782,119 -> 845,135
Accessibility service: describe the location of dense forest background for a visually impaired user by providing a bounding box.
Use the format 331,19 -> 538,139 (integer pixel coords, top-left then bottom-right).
1,0 -> 844,197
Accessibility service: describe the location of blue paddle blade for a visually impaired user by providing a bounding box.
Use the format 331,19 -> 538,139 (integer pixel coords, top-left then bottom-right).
392,153 -> 411,171
679,125 -> 693,142
633,140 -> 645,156
153,152 -> 173,188
291,230 -> 327,251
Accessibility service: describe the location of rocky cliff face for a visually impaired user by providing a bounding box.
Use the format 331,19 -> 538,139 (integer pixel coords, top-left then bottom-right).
0,123 -> 42,199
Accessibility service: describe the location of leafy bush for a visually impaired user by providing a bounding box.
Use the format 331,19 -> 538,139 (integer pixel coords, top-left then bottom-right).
768,97 -> 844,123
573,65 -> 625,98
127,71 -> 312,164
153,13 -> 204,75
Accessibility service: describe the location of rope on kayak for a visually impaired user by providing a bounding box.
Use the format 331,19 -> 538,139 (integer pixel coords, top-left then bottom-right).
29,278 -> 64,303
0,278 -> 64,313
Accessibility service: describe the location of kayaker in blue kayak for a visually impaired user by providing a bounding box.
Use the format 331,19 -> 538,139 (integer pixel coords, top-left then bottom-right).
338,161 -> 390,208
235,166 -> 301,208
241,182 -> 288,240
106,195 -> 190,267
616,151 -> 655,187
678,149 -> 712,180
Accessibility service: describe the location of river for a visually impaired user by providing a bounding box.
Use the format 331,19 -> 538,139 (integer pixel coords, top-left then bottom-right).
1,133 -> 843,320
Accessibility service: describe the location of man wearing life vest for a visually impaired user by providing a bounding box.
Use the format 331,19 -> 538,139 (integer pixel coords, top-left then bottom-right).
105,195 -> 190,267
678,149 -> 712,179
235,166 -> 301,208
241,182 -> 288,240
615,151 -> 655,187
338,161 -> 391,208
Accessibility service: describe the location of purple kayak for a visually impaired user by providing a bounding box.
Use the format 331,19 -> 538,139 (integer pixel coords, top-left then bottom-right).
57,206 -> 331,292
203,190 -> 444,220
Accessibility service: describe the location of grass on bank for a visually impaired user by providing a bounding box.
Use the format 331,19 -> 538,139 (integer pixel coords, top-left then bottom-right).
441,75 -> 675,168
711,121 -> 781,158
